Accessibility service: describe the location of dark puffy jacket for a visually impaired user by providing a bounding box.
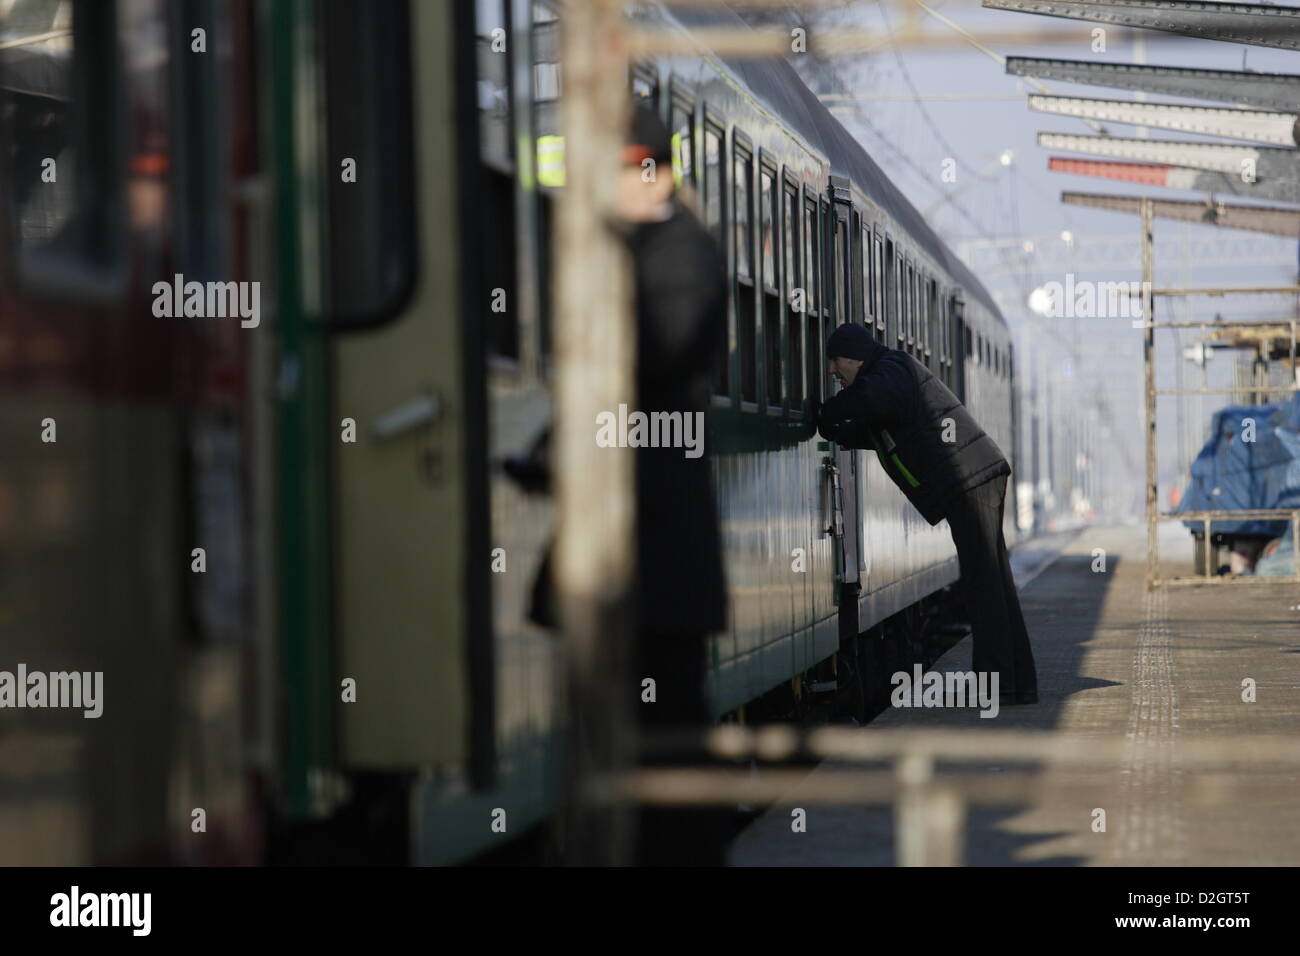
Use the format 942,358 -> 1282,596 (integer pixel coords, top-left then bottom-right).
817,339 -> 1009,525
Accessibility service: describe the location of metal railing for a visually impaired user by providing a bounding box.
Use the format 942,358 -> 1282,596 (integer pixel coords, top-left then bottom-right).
591,726 -> 1300,865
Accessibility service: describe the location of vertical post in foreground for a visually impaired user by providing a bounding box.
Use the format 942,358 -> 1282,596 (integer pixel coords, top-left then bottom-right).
554,0 -> 635,865
1141,198 -> 1157,590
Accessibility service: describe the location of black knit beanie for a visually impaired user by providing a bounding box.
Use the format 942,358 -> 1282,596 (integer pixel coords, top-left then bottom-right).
826,322 -> 876,361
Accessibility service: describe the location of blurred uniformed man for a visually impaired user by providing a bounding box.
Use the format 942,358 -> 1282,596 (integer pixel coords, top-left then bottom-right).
617,104 -> 729,865
817,322 -> 1038,705
521,105 -> 730,864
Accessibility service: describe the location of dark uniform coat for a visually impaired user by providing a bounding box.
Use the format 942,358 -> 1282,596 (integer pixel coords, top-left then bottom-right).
528,202 -> 728,638
628,203 -> 729,636
817,337 -> 1009,524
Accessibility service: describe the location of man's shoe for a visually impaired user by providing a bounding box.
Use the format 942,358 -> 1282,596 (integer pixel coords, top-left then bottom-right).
999,690 -> 1039,706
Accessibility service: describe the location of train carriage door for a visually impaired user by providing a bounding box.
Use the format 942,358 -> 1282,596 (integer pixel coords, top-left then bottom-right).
313,0 -> 482,780
828,178 -> 861,600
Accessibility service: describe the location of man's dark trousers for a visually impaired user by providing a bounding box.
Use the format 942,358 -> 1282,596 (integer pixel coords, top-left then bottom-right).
944,474 -> 1038,699
634,636 -> 730,866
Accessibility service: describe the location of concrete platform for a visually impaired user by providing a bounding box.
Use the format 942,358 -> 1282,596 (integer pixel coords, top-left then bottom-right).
729,525 -> 1300,866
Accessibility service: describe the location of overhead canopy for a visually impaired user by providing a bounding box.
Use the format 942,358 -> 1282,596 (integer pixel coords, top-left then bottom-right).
984,0 -> 1300,51
1061,190 -> 1300,238
1039,131 -> 1289,179
1048,156 -> 1299,203
1029,95 -> 1300,148
1008,57 -> 1300,113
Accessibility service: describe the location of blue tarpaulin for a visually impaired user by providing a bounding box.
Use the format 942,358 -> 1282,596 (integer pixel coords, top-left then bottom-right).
1256,523 -> 1296,576
1177,396 -> 1300,538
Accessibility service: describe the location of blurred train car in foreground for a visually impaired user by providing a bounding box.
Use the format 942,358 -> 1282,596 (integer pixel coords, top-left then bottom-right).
0,0 -> 1021,865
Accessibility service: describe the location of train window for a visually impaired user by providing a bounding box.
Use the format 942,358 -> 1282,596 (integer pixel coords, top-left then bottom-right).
861,224 -> 872,326
320,0 -> 416,327
833,217 -> 848,325
926,278 -> 937,361
760,167 -> 776,289
847,208 -> 857,323
905,262 -> 915,348
915,270 -> 924,356
902,263 -> 910,348
476,0 -> 511,172
820,198 -> 832,396
872,233 -> 884,335
941,292 -> 949,366
920,274 -> 927,358
702,123 -> 723,246
784,181 -> 803,409
631,64 -> 657,106
803,195 -> 817,315
884,238 -> 896,343
670,99 -> 693,187
703,120 -> 727,397
1,0 -> 129,302
733,147 -> 752,281
803,194 -> 820,401
734,143 -> 756,405
760,165 -> 781,409
916,271 -> 925,357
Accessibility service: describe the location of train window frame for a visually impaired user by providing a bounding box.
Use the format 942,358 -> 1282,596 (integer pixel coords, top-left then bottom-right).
904,260 -> 915,349
758,157 -> 782,413
872,230 -> 884,336
925,276 -> 937,362
819,196 -> 832,398
702,114 -> 728,400
702,117 -> 725,246
318,0 -> 417,330
669,92 -> 695,189
758,158 -> 777,295
916,268 -> 926,358
802,189 -> 818,316
833,214 -> 848,327
860,222 -> 872,327
884,236 -> 897,345
803,188 -> 821,403
849,210 -> 862,326
916,268 -> 925,357
631,63 -> 658,106
1,0 -> 131,304
916,269 -> 925,357
732,137 -> 754,284
733,134 -> 757,408
783,174 -> 803,414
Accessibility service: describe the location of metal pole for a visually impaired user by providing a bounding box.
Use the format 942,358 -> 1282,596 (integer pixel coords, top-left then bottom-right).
1142,198 -> 1158,589
555,0 -> 635,865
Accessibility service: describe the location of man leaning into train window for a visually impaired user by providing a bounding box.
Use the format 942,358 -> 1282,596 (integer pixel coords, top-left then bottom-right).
816,322 -> 1039,706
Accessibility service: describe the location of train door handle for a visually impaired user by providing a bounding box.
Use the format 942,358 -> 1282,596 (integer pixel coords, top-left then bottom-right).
822,456 -> 844,538
372,393 -> 441,439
